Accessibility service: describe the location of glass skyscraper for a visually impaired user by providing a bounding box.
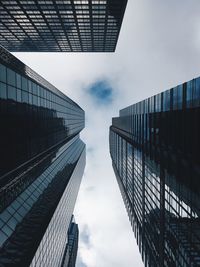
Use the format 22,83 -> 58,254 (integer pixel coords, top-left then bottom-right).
0,0 -> 127,52
61,215 -> 79,267
0,45 -> 85,267
109,77 -> 200,266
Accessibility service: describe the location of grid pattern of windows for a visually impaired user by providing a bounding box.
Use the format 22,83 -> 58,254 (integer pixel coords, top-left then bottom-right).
30,146 -> 85,267
0,46 -> 85,266
110,75 -> 200,267
0,0 -> 127,52
0,45 -> 84,180
0,137 -> 85,266
60,216 -> 79,267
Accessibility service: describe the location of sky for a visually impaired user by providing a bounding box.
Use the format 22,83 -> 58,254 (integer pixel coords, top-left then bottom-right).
13,1 -> 200,266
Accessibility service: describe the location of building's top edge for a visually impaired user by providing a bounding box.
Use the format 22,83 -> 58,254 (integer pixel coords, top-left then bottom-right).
10,50 -> 116,53
0,45 -> 83,111
119,75 -> 199,115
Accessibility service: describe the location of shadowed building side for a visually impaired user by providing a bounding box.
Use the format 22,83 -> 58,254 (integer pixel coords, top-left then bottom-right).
0,45 -> 85,267
0,0 -> 128,52
61,216 -> 79,267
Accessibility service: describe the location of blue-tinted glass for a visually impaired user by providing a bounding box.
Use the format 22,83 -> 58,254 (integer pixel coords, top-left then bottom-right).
0,210 -> 10,223
7,68 -> 16,86
33,95 -> 37,106
186,81 -> 193,108
22,77 -> 28,91
44,89 -> 47,99
28,80 -> 32,93
16,73 -> 21,89
22,91 -> 28,103
155,94 -> 161,112
17,89 -> 22,102
0,82 -> 7,99
177,85 -> 182,108
7,85 -> 16,100
0,231 -> 7,247
29,93 -> 32,104
37,96 -> 40,106
36,85 -> 40,96
195,78 -> 200,96
0,64 -> 6,83
172,87 -> 178,110
32,83 -> 37,94
193,78 -> 200,107
41,87 -> 44,98
150,97 -> 154,113
7,217 -> 18,230
163,90 -> 170,111
2,225 -> 12,236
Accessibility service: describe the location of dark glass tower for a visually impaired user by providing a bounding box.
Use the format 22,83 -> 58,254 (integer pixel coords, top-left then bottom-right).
109,78 -> 200,266
0,45 -> 86,267
61,215 -> 79,267
0,0 -> 127,52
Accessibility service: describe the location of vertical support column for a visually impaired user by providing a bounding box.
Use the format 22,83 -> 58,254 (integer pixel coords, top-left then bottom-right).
159,160 -> 165,266
141,112 -> 146,263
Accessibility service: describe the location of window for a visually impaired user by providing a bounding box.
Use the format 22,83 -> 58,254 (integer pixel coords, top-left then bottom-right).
0,82 -> 7,99
186,81 -> 192,108
22,90 -> 29,103
7,85 -> 16,100
7,68 -> 16,86
28,80 -> 32,93
22,77 -> 28,91
194,78 -> 200,107
16,74 -> 22,89
17,89 -> 22,102
0,64 -> 6,83
163,90 -> 170,111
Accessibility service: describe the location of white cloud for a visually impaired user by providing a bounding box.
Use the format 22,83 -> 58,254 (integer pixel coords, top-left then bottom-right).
13,1 -> 200,266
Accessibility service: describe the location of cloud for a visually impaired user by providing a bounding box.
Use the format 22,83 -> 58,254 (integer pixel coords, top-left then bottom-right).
85,186 -> 95,192
80,225 -> 91,249
76,257 -> 88,267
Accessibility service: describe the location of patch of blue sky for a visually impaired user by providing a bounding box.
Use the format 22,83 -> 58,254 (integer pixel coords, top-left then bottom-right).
88,81 -> 113,104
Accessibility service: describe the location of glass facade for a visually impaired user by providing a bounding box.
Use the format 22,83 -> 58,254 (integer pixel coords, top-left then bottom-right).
0,45 -> 85,266
60,216 -> 79,267
110,77 -> 200,267
0,0 -> 127,52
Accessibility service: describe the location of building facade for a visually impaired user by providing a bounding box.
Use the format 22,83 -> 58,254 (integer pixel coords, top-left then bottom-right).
0,0 -> 127,52
0,45 -> 85,267
109,78 -> 200,266
61,216 -> 79,267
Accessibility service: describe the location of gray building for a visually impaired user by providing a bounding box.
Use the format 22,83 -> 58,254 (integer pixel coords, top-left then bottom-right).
109,77 -> 200,266
0,45 -> 86,267
0,0 -> 127,52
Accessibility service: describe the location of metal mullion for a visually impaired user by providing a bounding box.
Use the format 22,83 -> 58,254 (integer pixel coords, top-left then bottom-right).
52,2 -> 72,51
89,0 -> 94,51
34,1 -> 62,51
15,0 -> 51,51
70,0 -> 83,51
0,31 -> 14,47
0,10 -> 23,49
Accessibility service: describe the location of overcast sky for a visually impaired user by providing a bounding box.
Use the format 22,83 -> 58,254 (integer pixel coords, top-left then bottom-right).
14,1 -> 200,266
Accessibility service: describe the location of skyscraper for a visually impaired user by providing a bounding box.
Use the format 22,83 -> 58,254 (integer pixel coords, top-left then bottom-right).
0,0 -> 128,52
109,78 -> 200,266
61,215 -> 79,267
0,45 -> 85,267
